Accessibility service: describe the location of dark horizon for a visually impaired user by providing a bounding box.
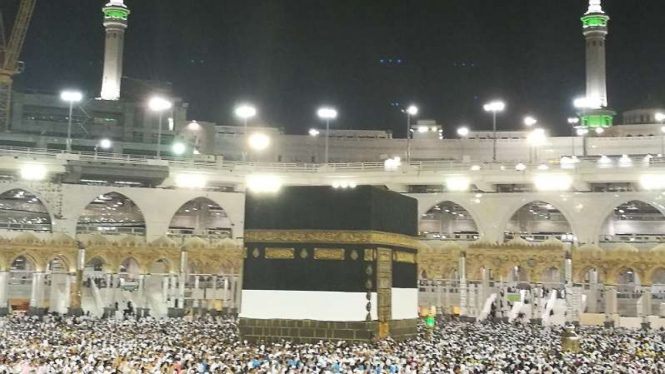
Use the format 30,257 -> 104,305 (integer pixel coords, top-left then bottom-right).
10,0 -> 665,137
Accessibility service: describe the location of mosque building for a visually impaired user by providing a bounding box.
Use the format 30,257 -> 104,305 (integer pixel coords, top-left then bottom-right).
0,0 -> 664,330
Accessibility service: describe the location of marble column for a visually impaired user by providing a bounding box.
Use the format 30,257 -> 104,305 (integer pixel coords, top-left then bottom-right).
642,288 -> 652,329
0,272 -> 8,316
564,256 -> 577,324
458,253 -> 471,321
604,285 -> 618,327
67,272 -> 84,316
28,272 -> 46,316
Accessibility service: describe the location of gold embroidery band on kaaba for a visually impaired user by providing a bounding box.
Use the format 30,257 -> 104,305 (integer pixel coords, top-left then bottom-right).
394,251 -> 417,264
244,230 -> 419,250
313,248 -> 345,260
265,248 -> 295,259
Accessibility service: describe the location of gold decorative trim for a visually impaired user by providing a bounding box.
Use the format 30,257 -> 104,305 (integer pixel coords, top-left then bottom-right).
364,249 -> 376,262
252,248 -> 260,258
350,250 -> 359,261
300,249 -> 309,259
314,248 -> 345,261
265,248 -> 295,260
394,251 -> 417,264
245,230 -> 419,249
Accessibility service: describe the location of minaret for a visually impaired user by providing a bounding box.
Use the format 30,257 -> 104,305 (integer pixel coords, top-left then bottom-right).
578,0 -> 615,132
581,0 -> 610,108
100,0 -> 130,101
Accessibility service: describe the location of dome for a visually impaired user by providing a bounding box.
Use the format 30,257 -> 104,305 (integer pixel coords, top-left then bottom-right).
118,235 -> 143,246
577,244 -> 603,254
13,231 -> 40,244
151,235 -> 177,247
214,237 -> 238,249
607,243 -> 639,253
541,237 -> 564,247
649,243 -> 665,253
183,236 -> 208,249
85,233 -> 109,246
507,237 -> 530,246
49,232 -> 75,245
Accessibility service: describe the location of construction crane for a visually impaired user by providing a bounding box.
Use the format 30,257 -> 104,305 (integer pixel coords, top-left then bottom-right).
0,0 -> 36,131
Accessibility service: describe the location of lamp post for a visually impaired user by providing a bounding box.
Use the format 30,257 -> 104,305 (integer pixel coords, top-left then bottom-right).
317,107 -> 338,164
148,96 -> 173,159
656,113 -> 665,157
483,101 -> 505,162
60,91 -> 83,153
404,105 -> 418,163
568,117 -> 580,156
235,104 -> 257,161
457,126 -> 470,161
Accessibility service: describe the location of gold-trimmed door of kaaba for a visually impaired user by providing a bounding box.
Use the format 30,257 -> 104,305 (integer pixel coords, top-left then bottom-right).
377,247 -> 392,338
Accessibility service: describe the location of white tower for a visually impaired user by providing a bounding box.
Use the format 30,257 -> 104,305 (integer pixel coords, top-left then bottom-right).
100,0 -> 130,101
582,0 -> 610,108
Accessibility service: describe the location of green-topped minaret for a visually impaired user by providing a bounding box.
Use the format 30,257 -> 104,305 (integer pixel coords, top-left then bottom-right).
579,0 -> 615,129
100,0 -> 130,101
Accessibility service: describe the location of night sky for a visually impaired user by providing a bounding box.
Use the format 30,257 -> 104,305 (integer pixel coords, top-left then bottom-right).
9,0 -> 665,136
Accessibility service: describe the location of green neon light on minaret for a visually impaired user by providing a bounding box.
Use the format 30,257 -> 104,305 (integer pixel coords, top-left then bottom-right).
580,114 -> 613,128
104,8 -> 129,20
581,15 -> 609,28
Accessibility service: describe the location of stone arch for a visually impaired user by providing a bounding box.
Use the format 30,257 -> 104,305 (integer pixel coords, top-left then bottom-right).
76,192 -> 146,236
608,266 -> 642,288
419,200 -> 480,240
598,199 -> 665,243
502,200 -> 576,242
118,257 -> 142,275
541,266 -> 562,287
168,197 -> 233,239
45,255 -> 73,273
575,265 -> 605,284
9,254 -> 40,272
0,188 -> 54,232
148,258 -> 174,275
417,195 -> 485,237
85,257 -> 108,273
646,267 -> 665,285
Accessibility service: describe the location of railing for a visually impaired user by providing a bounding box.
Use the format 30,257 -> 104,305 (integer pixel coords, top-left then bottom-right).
2,144 -> 665,175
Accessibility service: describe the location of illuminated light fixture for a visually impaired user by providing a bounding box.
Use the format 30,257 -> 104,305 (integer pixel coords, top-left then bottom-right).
235,105 -> 257,120
246,175 -> 282,194
457,127 -> 470,137
446,176 -> 470,192
406,105 -> 418,116
60,90 -> 83,103
99,138 -> 112,149
172,142 -> 187,155
248,133 -> 271,151
640,175 -> 665,191
656,113 -> 665,122
515,163 -> 527,171
619,154 -> 632,168
148,96 -> 172,112
417,126 -> 428,133
534,174 -> 573,192
524,116 -> 537,127
595,127 -> 605,135
332,180 -> 357,189
175,173 -> 207,189
537,164 -> 549,171
470,165 -> 481,171
576,128 -> 589,136
483,101 -> 505,113
317,107 -> 338,120
597,155 -> 612,165
574,96 -> 602,110
187,121 -> 201,131
309,129 -> 320,137
384,157 -> 402,171
20,164 -> 47,181
567,117 -> 580,125
527,128 -> 547,147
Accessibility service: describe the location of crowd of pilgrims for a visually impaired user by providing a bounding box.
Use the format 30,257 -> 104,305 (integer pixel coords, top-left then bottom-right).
0,315 -> 664,373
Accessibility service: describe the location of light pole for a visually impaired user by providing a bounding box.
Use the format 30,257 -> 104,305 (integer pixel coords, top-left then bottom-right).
235,104 -> 257,161
60,90 -> 83,153
567,117 -> 579,156
404,105 -> 418,163
483,101 -> 505,162
148,96 -> 173,159
656,113 -> 665,157
457,126 -> 470,161
317,107 -> 338,164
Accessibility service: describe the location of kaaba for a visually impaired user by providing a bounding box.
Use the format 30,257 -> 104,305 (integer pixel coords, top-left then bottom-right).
239,186 -> 419,343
